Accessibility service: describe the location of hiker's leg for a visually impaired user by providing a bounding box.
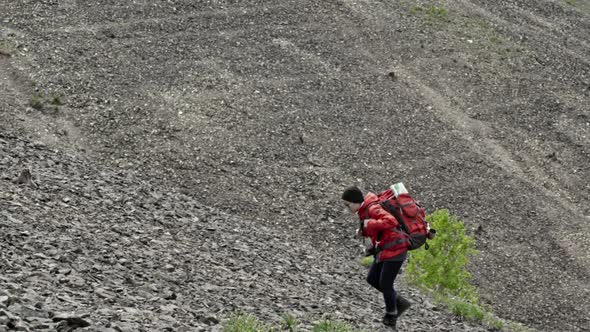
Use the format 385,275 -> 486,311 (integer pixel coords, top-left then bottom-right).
396,294 -> 411,318
366,261 -> 383,291
379,260 -> 404,314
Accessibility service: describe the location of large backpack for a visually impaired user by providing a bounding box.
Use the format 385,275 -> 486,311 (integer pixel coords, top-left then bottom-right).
377,184 -> 433,250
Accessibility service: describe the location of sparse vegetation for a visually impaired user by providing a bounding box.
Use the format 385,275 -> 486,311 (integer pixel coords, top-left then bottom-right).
223,314 -> 275,332
51,95 -> 63,105
0,42 -> 13,57
30,93 -> 44,110
563,0 -> 590,12
281,314 -> 299,332
490,35 -> 502,45
425,5 -> 449,21
458,17 -> 520,61
564,0 -> 577,6
410,4 -> 450,23
28,92 -> 63,111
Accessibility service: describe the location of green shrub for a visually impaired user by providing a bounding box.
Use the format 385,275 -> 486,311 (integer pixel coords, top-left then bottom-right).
360,255 -> 374,267
406,209 -> 478,301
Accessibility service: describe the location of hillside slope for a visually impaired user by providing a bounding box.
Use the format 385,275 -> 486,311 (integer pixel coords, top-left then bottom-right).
0,133 -> 488,331
1,0 -> 589,331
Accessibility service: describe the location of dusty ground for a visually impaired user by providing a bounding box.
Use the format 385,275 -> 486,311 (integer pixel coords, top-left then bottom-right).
1,0 -> 589,331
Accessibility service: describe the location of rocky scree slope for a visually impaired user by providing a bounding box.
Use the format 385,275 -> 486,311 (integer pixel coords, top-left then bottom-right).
0,132 -> 489,331
1,0 -> 590,331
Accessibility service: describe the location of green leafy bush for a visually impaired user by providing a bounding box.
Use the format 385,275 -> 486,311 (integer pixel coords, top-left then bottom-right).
406,209 -> 478,301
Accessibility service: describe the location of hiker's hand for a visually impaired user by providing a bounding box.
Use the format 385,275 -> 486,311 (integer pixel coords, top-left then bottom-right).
364,242 -> 377,256
365,246 -> 377,256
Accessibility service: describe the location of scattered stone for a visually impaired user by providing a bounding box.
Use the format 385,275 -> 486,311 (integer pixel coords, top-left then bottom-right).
51,313 -> 91,328
94,288 -> 115,300
0,296 -> 9,307
12,321 -> 31,331
200,316 -> 219,325
163,292 -> 177,300
12,168 -> 37,188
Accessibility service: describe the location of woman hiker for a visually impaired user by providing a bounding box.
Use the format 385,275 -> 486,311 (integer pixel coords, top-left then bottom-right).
342,186 -> 411,329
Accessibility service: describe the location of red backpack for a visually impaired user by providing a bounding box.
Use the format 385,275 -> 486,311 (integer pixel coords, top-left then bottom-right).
377,187 -> 434,250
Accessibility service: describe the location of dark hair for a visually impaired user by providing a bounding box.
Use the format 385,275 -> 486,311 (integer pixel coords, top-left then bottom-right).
341,186 -> 364,203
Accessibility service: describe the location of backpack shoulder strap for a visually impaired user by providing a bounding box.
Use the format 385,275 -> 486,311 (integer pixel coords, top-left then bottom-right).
380,200 -> 410,234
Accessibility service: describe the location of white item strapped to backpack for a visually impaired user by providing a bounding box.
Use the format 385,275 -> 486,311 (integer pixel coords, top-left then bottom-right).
390,182 -> 408,197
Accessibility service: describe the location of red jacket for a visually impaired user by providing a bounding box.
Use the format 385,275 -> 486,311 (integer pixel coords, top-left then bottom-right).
358,192 -> 408,261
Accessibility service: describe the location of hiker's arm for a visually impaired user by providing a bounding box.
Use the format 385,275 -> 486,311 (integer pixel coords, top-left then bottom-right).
362,206 -> 398,237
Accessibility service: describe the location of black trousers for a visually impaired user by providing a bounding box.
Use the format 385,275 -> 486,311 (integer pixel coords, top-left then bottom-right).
366,260 -> 404,313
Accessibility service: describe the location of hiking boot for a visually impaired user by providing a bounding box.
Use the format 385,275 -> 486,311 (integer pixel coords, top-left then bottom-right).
396,296 -> 411,318
382,313 -> 397,328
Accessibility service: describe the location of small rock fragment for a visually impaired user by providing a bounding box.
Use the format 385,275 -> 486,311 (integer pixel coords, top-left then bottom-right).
51,313 -> 91,328
13,168 -> 37,188
0,295 -> 10,307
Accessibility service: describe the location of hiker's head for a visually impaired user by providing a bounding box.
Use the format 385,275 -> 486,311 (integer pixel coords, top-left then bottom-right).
342,186 -> 364,213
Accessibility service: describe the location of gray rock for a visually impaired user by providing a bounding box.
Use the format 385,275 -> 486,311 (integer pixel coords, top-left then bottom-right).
0,296 -> 9,308
51,313 -> 91,328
